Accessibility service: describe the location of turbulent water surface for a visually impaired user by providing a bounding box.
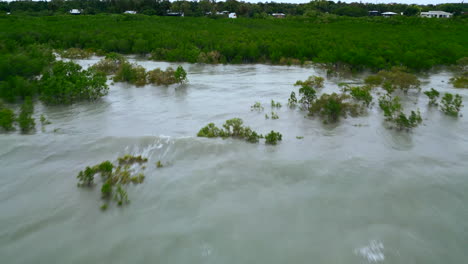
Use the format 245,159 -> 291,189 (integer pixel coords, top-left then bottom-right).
1,58 -> 467,263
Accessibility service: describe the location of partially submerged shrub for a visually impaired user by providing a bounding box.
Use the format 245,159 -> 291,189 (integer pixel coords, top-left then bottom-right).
271,100 -> 281,108
345,85 -> 373,107
77,155 -> 148,209
251,102 -> 264,111
197,51 -> 221,64
440,93 -> 463,117
309,93 -> 361,123
174,66 -> 188,84
59,48 -> 92,59
40,61 -> 108,105
0,103 -> 15,131
295,76 -> 324,89
197,118 -> 276,145
378,94 -> 402,119
90,53 -> 127,75
450,57 -> 468,89
288,92 -> 297,107
147,66 -> 188,86
265,131 -> 283,145
367,67 -> 420,94
424,88 -> 440,106
298,84 -> 317,109
378,94 -> 422,131
271,112 -> 279,119
18,97 -> 35,134
113,62 -> 147,86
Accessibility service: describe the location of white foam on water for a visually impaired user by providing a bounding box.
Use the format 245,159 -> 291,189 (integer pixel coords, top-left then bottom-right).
355,240 -> 385,263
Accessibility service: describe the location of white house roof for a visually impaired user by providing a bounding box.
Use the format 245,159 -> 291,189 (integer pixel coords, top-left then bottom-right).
382,12 -> 397,15
69,9 -> 81,14
124,11 -> 137,14
421,11 -> 452,15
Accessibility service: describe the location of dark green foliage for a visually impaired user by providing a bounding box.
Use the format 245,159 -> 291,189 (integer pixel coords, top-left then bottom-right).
77,155 -> 148,209
424,88 -> 440,106
174,66 -> 188,84
369,67 -> 420,94
288,92 -> 297,107
40,61 -> 108,105
450,57 -> 467,89
440,93 -> 463,117
18,97 -> 35,133
295,76 -> 324,89
90,54 -> 126,75
378,94 -> 402,119
271,100 -> 281,108
265,131 -> 283,145
197,123 -> 224,138
197,118 -> 271,144
393,110 -> 422,130
346,85 -> 373,107
0,102 -> 15,131
2,16 -> 464,71
113,62 -> 147,86
251,102 -> 264,111
0,76 -> 35,103
271,112 -> 279,119
298,85 -> 317,109
309,93 -> 361,123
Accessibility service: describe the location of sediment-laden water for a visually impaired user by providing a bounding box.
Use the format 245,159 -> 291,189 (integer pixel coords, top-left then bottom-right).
1,58 -> 467,263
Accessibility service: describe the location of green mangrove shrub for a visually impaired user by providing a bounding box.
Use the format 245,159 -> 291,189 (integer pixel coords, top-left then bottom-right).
378,94 -> 422,131
77,155 -> 148,210
265,131 -> 283,145
450,57 -> 467,89
174,66 -> 188,84
18,97 -> 35,134
113,62 -> 147,86
298,84 -> 317,110
40,61 -> 108,105
271,100 -> 282,108
0,102 -> 15,131
251,102 -> 264,111
271,112 -> 279,119
295,76 -> 324,89
90,53 -> 127,75
367,67 -> 420,94
345,85 -> 373,107
288,92 -> 297,107
197,118 -> 279,144
378,94 -> 402,120
393,110 -> 422,131
440,93 -> 463,117
424,88 -> 440,106
309,93 -> 361,123
147,66 -> 188,85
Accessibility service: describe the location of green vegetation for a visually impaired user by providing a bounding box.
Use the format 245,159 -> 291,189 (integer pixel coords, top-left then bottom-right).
365,67 -> 420,94
0,102 -> 15,131
345,85 -> 373,107
18,97 -> 35,133
309,93 -> 361,123
0,15 -> 466,71
271,112 -> 279,120
265,131 -> 283,145
90,53 -> 126,75
77,155 -> 148,209
440,93 -> 463,117
450,57 -> 468,89
156,160 -> 163,168
295,76 -> 324,89
112,61 -> 188,86
113,62 -> 147,86
251,102 -> 264,111
197,118 -> 282,145
271,100 -> 282,108
424,88 -> 440,106
288,92 -> 298,108
40,61 -> 108,105
378,94 -> 422,131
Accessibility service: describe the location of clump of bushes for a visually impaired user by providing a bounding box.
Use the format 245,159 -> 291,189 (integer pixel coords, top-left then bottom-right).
251,102 -> 264,111
378,94 -> 422,131
344,85 -> 373,107
450,57 -> 467,89
271,100 -> 281,108
59,48 -> 93,59
197,118 -> 281,145
424,88 -> 440,106
0,102 -> 15,132
77,155 -> 149,210
288,92 -> 297,107
147,66 -> 187,86
309,93 -> 362,123
265,131 -> 282,145
18,97 -> 35,133
112,62 -> 188,86
197,51 -> 221,64
440,93 -> 463,117
40,61 -> 108,105
365,67 -> 420,94
295,76 -> 324,89
89,53 -> 126,75
113,62 -> 147,86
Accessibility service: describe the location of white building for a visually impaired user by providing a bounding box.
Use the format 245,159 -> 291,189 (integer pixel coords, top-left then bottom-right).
69,9 -> 81,15
272,13 -> 286,18
420,11 -> 452,18
124,11 -> 137,14
228,13 -> 237,19
381,12 -> 397,17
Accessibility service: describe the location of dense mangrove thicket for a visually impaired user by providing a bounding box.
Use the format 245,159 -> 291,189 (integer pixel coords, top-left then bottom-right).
0,15 -> 466,71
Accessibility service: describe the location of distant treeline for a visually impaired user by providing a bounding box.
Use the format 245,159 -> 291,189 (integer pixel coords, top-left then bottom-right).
0,0 -> 466,18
